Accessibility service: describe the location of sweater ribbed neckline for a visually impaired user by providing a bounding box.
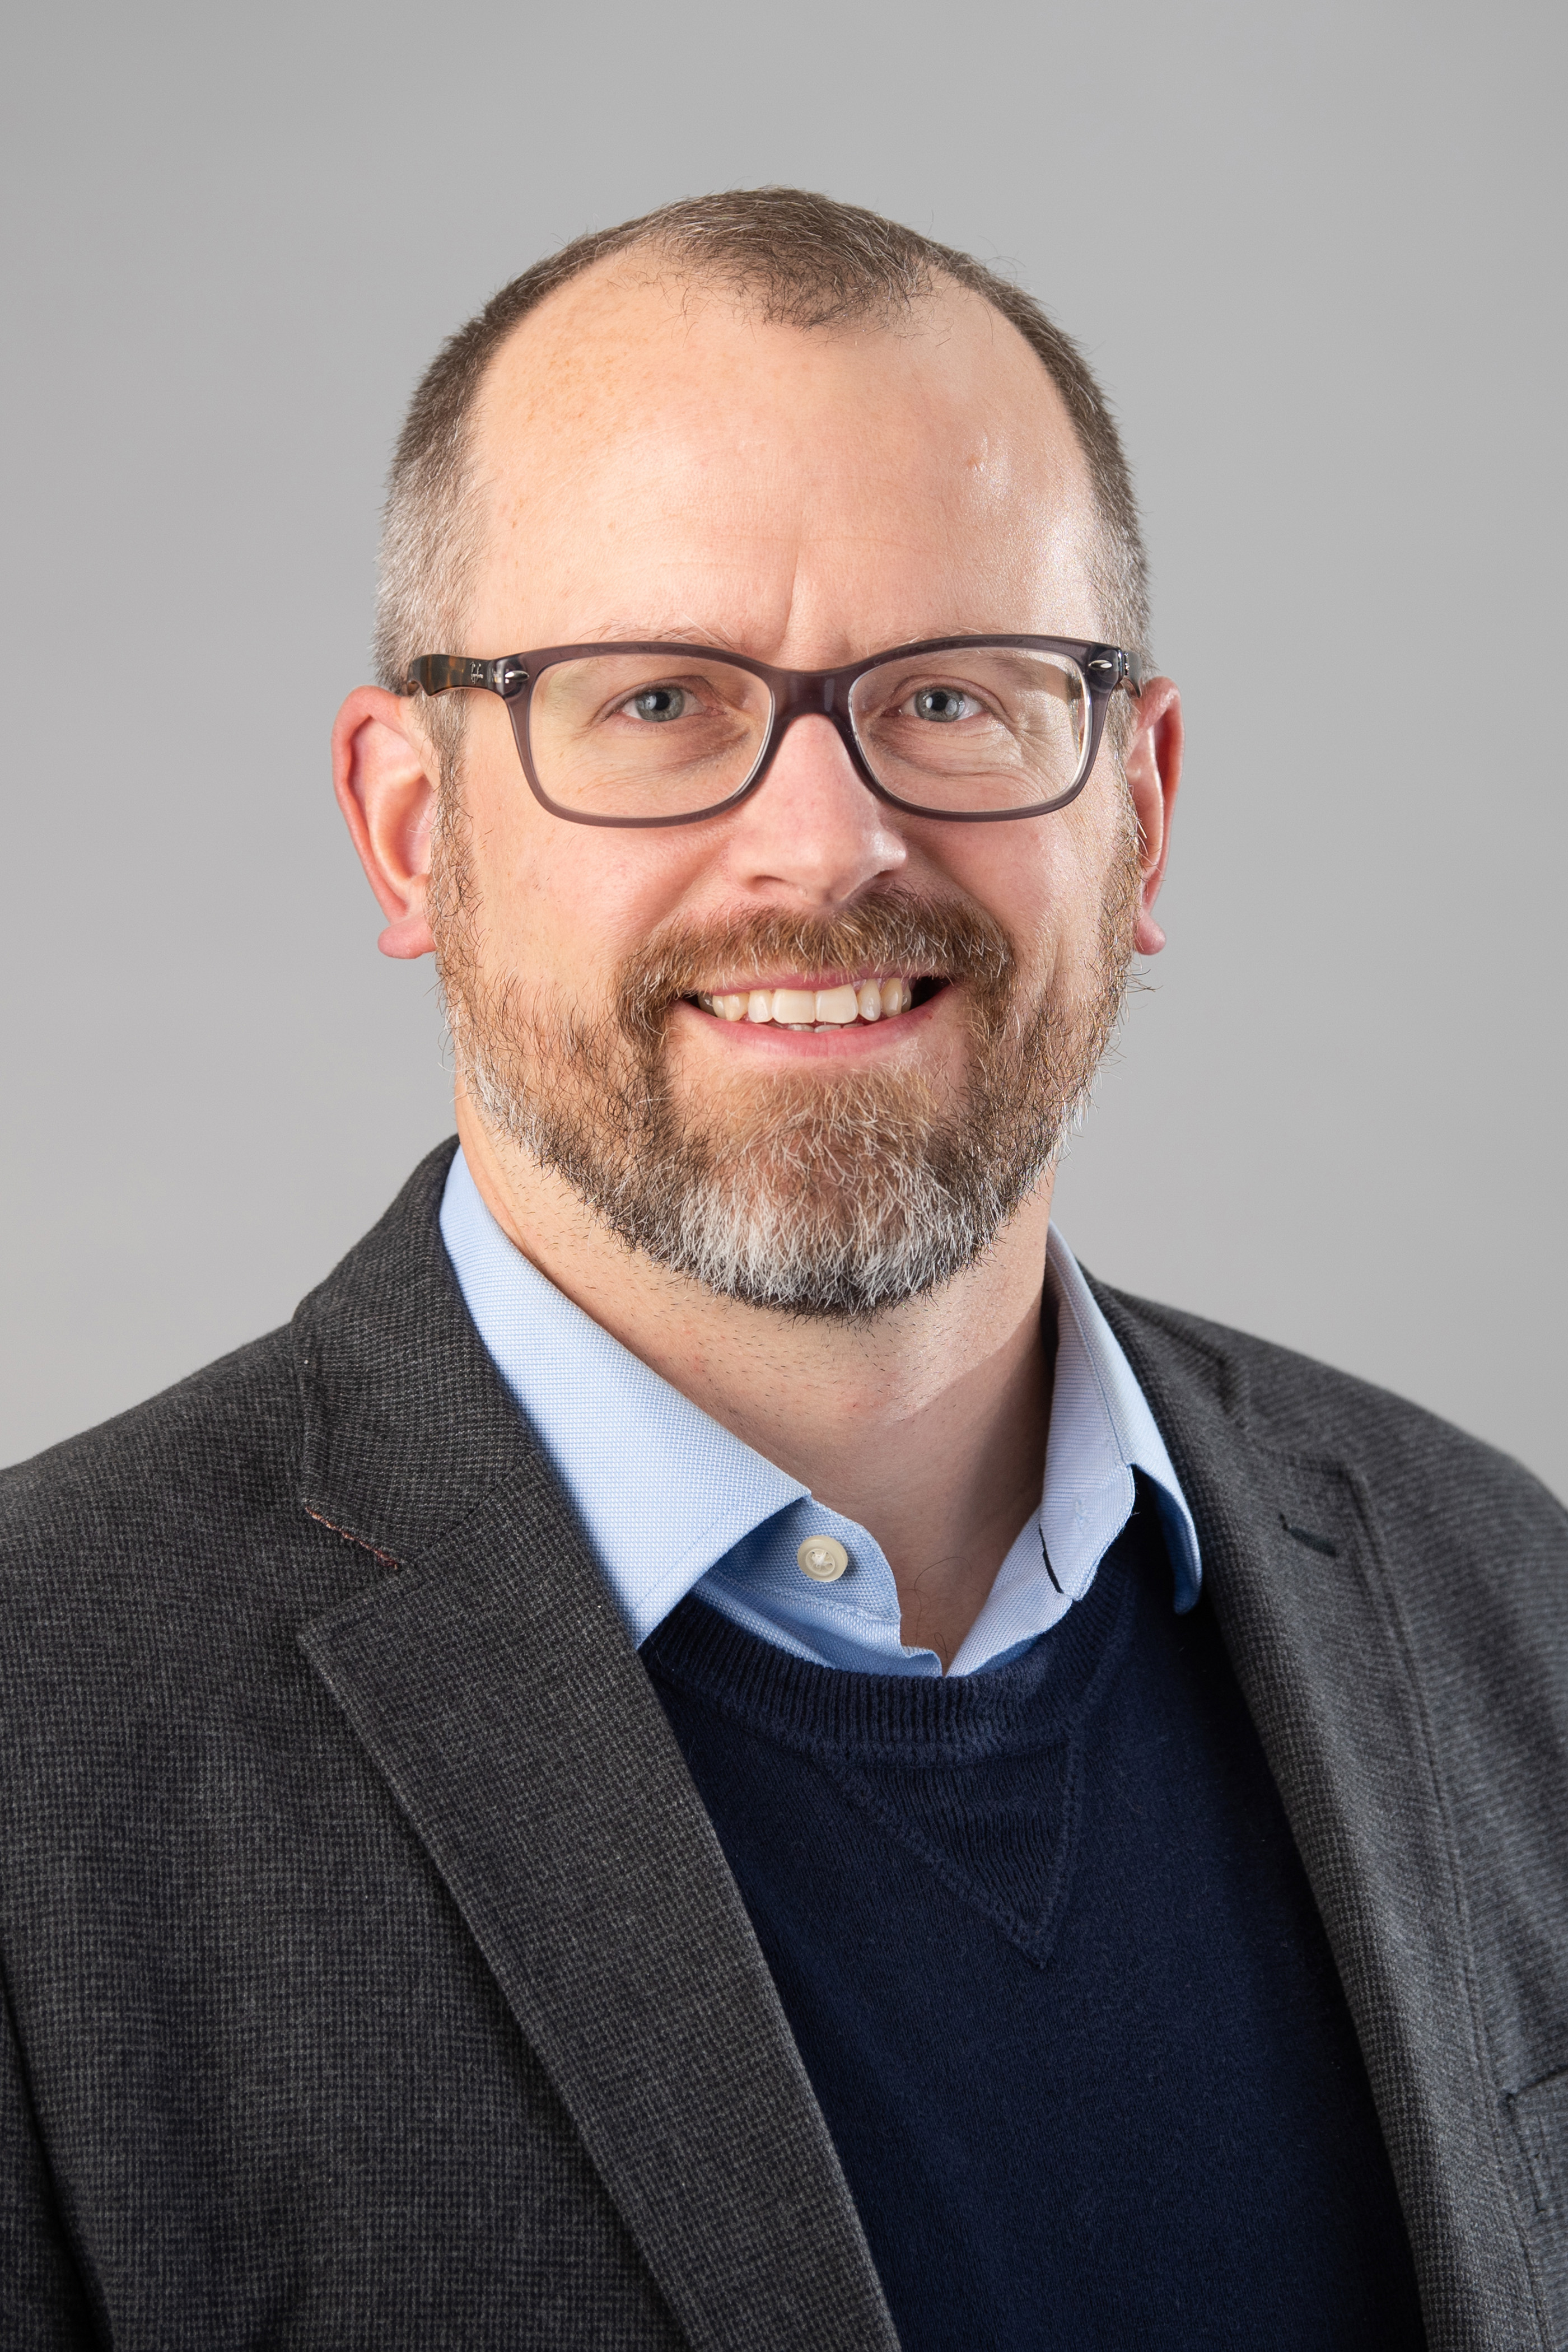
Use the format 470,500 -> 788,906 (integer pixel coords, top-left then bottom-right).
644,1522 -> 1141,1765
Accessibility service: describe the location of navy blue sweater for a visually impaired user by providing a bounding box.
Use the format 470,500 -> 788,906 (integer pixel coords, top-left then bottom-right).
646,1485 -> 1426,2349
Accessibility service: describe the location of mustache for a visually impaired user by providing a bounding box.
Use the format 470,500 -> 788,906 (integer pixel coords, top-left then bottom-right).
615,891 -> 1018,1039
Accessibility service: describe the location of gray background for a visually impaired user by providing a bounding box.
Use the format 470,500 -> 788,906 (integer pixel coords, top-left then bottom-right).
3,0 -> 1563,1495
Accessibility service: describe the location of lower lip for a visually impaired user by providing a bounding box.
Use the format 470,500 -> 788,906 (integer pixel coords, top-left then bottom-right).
670,988 -> 949,1056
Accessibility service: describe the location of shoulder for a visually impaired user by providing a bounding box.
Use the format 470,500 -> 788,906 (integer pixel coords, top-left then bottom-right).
0,1322 -> 387,1852
0,1325 -> 305,1589
0,1141 -> 464,1592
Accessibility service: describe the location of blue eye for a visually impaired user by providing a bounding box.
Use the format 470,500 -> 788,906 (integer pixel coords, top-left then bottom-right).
628,685 -> 689,722
911,686 -> 975,723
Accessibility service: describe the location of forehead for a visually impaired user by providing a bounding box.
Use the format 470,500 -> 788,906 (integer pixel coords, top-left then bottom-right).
464,256 -> 1101,652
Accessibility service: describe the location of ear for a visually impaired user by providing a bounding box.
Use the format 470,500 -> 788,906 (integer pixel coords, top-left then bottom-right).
1121,675 -> 1183,956
332,686 -> 438,959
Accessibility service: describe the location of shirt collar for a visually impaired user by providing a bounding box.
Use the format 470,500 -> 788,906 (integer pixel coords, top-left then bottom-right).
440,1147 -> 1200,1674
1043,1226 -> 1201,1613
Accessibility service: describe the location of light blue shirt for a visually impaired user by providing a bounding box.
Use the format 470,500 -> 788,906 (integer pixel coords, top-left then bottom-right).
440,1149 -> 1200,1676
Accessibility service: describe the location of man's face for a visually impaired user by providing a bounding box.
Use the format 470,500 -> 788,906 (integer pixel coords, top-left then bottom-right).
427,263 -> 1149,1314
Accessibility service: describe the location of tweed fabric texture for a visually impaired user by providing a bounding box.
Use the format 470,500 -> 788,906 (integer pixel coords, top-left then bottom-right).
0,1140 -> 894,2351
0,1136 -> 1563,2348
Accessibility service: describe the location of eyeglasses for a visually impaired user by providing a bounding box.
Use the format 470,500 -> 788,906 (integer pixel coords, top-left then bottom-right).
403,635 -> 1142,828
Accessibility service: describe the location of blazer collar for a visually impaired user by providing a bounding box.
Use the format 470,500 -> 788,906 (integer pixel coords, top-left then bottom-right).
292,1142 -> 897,2352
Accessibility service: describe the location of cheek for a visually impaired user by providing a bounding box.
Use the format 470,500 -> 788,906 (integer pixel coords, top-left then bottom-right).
465,786 -> 715,983
936,826 -> 1077,970
938,793 -> 1126,987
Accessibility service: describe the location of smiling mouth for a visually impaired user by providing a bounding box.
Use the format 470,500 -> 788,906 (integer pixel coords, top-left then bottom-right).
687,976 -> 946,1032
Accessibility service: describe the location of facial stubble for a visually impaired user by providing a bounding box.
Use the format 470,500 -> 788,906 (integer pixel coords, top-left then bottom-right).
431,798 -> 1142,1318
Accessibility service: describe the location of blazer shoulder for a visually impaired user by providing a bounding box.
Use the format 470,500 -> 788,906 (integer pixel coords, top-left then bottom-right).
1095,1280 -> 1567,1551
0,1324 -> 302,1577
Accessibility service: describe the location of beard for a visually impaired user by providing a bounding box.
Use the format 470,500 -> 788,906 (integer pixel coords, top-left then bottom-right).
430,804 -> 1141,1320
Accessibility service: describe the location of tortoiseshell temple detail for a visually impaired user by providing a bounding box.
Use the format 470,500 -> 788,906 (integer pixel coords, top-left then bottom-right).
407,654 -> 527,698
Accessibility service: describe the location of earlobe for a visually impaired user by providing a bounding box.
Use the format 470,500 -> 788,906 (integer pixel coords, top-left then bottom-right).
332,687 -> 439,960
1122,678 -> 1183,958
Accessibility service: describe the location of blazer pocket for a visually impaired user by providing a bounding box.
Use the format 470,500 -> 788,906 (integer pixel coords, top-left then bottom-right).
1508,2064 -> 1568,2336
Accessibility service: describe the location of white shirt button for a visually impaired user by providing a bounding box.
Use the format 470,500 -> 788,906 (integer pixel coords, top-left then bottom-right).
797,1535 -> 850,1583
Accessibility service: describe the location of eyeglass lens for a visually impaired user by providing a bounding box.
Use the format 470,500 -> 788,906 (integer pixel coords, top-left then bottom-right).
519,646 -> 1091,820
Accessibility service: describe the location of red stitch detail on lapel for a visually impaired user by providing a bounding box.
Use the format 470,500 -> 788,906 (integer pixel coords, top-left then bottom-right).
304,1506 -> 401,1570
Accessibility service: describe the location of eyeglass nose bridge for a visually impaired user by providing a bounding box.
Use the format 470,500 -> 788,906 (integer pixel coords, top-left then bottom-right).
749,667 -> 872,800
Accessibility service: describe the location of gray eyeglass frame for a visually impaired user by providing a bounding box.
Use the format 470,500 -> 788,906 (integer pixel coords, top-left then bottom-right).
403,634 -> 1143,828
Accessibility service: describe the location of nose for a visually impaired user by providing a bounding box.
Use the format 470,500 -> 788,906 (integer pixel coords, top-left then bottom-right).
718,712 -> 907,909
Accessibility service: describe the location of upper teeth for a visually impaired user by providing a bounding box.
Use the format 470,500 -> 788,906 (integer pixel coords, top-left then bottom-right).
696,977 -> 916,1027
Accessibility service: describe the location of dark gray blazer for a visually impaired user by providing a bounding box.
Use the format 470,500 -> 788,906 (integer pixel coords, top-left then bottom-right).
1,1140 -> 1564,2350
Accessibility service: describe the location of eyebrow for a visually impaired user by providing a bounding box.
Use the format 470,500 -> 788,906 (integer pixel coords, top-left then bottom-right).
575,618 -> 754,653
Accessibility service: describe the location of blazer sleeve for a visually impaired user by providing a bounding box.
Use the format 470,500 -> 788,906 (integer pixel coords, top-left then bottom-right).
0,1974 -> 98,2348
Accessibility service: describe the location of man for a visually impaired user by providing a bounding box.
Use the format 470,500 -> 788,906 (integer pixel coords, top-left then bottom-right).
1,188 -> 1563,2350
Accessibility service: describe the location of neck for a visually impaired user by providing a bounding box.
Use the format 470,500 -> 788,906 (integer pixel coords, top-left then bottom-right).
456,1093 -> 1057,1669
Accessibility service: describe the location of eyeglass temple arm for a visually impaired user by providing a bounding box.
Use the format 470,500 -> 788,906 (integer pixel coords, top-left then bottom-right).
403,655 -> 529,698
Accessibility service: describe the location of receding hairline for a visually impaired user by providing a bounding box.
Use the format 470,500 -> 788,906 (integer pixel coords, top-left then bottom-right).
468,247 -> 1094,482
478,234 -> 1036,355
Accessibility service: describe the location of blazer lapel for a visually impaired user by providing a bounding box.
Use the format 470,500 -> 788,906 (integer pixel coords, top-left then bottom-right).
1092,1281 -> 1536,2350
291,1146 -> 897,2352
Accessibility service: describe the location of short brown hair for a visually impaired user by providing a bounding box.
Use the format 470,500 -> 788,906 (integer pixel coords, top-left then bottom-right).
375,188 -> 1149,721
